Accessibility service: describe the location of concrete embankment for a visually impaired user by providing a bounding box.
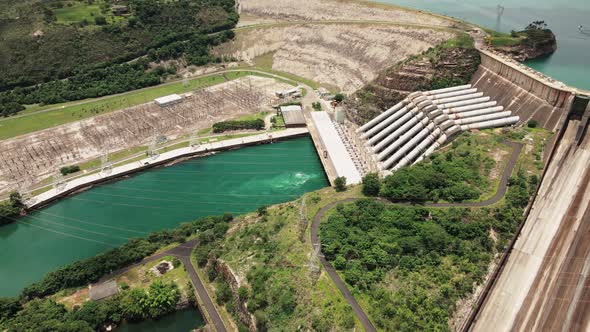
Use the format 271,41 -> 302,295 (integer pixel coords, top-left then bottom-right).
467,48 -> 590,332
29,128 -> 310,209
471,51 -> 574,133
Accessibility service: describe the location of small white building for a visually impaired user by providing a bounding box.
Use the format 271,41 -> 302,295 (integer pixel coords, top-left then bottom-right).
280,105 -> 306,127
275,88 -> 300,98
154,94 -> 183,107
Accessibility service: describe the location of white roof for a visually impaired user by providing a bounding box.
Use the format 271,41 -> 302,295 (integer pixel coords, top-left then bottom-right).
280,105 -> 302,112
310,111 -> 362,184
154,94 -> 182,104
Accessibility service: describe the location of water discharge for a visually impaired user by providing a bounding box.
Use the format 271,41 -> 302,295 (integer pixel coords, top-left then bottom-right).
376,0 -> 590,90
0,137 -> 328,296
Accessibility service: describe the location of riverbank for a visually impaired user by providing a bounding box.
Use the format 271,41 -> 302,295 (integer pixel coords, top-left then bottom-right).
29,128 -> 311,210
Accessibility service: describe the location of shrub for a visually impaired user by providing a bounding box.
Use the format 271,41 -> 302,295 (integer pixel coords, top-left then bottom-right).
257,206 -> 268,216
212,119 -> 265,133
238,286 -> 249,301
527,119 -> 538,128
94,16 -> 107,25
334,176 -> 347,192
60,165 -> 80,176
362,173 -> 381,196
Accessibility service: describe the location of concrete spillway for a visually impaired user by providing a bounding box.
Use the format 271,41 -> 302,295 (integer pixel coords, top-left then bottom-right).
357,84 -> 519,172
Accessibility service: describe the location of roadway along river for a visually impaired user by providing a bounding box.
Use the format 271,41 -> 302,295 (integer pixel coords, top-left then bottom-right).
379,0 -> 590,90
0,137 -> 328,296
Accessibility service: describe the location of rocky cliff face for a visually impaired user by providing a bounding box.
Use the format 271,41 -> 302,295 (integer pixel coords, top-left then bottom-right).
345,47 -> 480,125
213,259 -> 257,332
493,29 -> 557,62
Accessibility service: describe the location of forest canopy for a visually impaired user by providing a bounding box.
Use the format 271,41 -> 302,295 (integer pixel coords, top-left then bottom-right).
0,0 -> 238,114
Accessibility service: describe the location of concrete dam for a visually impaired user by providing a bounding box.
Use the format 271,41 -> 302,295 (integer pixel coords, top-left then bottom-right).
465,50 -> 590,332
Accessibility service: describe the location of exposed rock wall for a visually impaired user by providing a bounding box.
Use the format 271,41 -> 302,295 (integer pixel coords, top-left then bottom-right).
213,259 -> 256,332
345,47 -> 480,125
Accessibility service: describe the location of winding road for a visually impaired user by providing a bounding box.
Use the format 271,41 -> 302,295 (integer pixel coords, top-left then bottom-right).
310,140 -> 522,331
99,238 -> 227,332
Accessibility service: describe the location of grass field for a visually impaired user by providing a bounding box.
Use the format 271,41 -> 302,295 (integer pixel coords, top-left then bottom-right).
0,72 -> 251,140
54,3 -> 102,24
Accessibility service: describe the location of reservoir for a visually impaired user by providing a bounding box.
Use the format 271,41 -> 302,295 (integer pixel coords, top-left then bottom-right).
0,136 -> 328,296
380,0 -> 590,90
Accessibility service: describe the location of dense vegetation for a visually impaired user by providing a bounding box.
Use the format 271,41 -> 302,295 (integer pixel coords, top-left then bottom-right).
18,214 -> 229,299
212,118 -> 265,133
320,169 -> 533,331
205,201 -> 358,331
0,213 -> 230,330
60,165 -> 81,176
381,134 -> 495,202
2,280 -> 182,331
0,0 -> 238,114
0,192 -> 24,226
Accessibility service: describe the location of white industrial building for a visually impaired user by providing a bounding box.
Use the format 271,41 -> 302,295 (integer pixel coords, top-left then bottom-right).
154,94 -> 183,107
356,84 -> 519,174
311,111 -> 363,184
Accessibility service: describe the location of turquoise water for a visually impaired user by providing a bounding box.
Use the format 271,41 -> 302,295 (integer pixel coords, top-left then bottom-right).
116,308 -> 204,332
377,0 -> 590,90
0,137 -> 328,296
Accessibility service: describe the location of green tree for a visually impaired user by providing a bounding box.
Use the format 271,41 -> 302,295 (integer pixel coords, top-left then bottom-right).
334,93 -> 345,102
362,173 -> 381,196
238,286 -> 249,301
145,280 -> 180,318
121,289 -> 148,320
334,176 -> 347,192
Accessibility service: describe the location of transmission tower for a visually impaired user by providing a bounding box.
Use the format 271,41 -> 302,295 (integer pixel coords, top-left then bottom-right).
53,168 -> 66,192
147,134 -> 160,158
189,134 -> 201,150
298,196 -> 308,242
304,244 -> 322,274
100,150 -> 112,175
496,4 -> 505,29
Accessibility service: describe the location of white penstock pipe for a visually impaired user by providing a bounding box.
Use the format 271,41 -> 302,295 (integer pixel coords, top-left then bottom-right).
428,88 -> 478,100
377,117 -> 429,161
460,116 -> 520,131
454,111 -> 513,125
423,84 -> 472,95
382,123 -> 436,170
437,96 -> 491,109
361,106 -> 409,139
365,109 -> 413,145
443,101 -> 498,114
392,128 -> 442,171
447,106 -> 504,119
371,113 -> 423,153
357,100 -> 407,133
434,92 -> 484,105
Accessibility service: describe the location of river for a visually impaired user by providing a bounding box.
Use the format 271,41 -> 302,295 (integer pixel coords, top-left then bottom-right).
378,0 -> 590,90
0,136 -> 328,296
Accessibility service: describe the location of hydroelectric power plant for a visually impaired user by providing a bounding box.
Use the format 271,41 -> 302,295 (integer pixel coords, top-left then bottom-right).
356,84 -> 519,174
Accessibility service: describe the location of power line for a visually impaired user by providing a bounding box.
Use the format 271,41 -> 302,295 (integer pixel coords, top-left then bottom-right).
68,196 -> 247,214
38,211 -> 147,235
6,216 -> 118,247
25,214 -> 130,241
102,184 -> 302,198
84,191 -> 272,206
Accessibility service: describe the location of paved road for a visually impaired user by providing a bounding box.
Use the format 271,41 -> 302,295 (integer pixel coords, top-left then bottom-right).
311,198 -> 377,332
310,140 -> 522,331
99,238 -> 227,332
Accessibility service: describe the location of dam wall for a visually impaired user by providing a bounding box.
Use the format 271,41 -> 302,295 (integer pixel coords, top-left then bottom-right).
471,51 -> 575,133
